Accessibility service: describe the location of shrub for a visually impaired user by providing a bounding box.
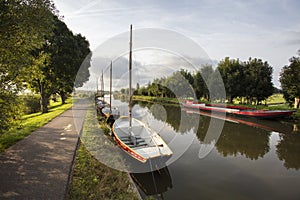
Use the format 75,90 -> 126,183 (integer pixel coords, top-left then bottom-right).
0,91 -> 22,134
21,94 -> 40,114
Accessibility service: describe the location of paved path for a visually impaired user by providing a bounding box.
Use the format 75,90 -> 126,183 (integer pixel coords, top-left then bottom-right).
0,98 -> 89,200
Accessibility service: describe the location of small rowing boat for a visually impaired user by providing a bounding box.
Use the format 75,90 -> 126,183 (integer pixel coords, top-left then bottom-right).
112,116 -> 173,163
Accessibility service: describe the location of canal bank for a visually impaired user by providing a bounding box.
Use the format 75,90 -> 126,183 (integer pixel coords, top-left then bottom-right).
66,102 -> 141,200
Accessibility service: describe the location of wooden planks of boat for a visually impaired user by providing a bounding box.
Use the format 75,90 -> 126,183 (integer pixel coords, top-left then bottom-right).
112,116 -> 173,164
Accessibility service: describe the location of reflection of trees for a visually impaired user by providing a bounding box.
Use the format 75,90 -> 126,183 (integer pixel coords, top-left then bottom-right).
146,103 -> 200,134
215,123 -> 270,160
138,101 -> 272,160
276,134 -> 300,170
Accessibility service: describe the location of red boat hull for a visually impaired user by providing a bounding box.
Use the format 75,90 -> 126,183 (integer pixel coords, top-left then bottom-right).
181,101 -> 295,119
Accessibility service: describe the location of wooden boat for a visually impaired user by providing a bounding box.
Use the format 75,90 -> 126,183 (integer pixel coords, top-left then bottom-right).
113,116 -> 173,163
95,70 -> 108,112
182,107 -> 295,134
101,61 -> 120,119
181,100 -> 295,119
101,106 -> 120,118
112,25 -> 172,164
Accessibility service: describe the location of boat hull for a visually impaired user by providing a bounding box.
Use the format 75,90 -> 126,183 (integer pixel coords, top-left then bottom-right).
181,101 -> 295,119
112,116 -> 173,168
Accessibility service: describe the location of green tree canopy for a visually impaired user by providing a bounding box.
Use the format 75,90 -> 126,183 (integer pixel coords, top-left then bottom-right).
0,0 -> 56,132
280,51 -> 300,108
28,16 -> 91,112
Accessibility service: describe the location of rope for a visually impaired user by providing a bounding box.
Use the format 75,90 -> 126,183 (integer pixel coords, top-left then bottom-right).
149,158 -> 159,199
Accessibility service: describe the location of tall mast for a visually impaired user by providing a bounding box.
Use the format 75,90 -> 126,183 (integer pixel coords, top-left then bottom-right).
129,24 -> 133,128
101,69 -> 104,101
96,76 -> 99,93
110,61 -> 112,112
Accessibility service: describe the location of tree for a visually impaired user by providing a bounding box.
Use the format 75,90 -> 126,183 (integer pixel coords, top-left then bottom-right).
28,16 -> 91,112
193,65 -> 213,100
280,51 -> 300,109
0,0 -> 56,131
244,57 -> 273,104
0,0 -> 55,90
217,57 -> 244,103
165,71 -> 194,98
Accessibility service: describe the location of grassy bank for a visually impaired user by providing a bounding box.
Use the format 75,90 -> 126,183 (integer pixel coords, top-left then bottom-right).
66,106 -> 140,200
133,95 -> 179,105
0,98 -> 73,152
66,142 -> 139,200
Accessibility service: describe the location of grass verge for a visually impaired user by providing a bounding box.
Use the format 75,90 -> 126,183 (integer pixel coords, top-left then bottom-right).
0,98 -> 73,152
133,95 -> 179,106
66,142 -> 139,200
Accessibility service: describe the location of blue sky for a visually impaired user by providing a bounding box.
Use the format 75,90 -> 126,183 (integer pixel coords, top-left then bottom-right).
53,0 -> 300,88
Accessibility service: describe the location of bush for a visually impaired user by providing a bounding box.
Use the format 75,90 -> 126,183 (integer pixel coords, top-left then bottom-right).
21,94 -> 40,114
0,90 -> 22,134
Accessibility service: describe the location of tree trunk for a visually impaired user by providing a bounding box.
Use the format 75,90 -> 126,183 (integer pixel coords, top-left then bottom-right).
40,83 -> 49,113
228,95 -> 233,104
60,91 -> 66,104
294,97 -> 300,109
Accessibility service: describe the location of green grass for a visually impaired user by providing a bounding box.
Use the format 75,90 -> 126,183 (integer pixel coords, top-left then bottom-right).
66,143 -> 139,200
133,95 -> 179,105
265,93 -> 286,104
0,98 -> 73,152
66,105 -> 139,200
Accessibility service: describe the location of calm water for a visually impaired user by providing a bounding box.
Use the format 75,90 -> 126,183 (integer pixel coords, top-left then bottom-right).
111,99 -> 300,200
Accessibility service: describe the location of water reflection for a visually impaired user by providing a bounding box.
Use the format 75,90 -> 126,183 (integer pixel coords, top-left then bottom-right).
112,99 -> 300,199
130,167 -> 172,199
139,101 -> 300,163
135,101 -> 198,134
277,133 -> 300,170
215,123 -> 270,160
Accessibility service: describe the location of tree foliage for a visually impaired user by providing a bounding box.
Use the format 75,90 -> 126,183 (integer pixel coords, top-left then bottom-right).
0,0 -> 55,90
280,51 -> 300,108
135,57 -> 274,105
0,0 -> 91,133
27,16 -> 91,112
217,57 -> 273,104
0,0 -> 56,132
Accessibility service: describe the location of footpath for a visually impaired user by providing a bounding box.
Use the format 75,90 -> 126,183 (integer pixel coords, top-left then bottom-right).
0,98 -> 88,200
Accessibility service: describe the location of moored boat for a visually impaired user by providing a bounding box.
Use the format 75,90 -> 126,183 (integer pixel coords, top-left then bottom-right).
112,116 -> 173,163
112,25 -> 173,164
182,107 -> 295,134
101,61 -> 120,120
181,100 -> 295,119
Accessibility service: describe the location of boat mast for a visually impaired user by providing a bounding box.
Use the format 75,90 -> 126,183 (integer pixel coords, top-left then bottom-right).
96,76 -> 99,92
129,24 -> 133,128
101,69 -> 104,101
110,61 -> 112,112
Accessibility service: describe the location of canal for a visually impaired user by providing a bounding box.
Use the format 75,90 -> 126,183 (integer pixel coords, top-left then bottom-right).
89,98 -> 300,200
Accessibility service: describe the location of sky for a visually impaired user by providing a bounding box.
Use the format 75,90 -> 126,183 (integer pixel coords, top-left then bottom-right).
53,0 -> 300,89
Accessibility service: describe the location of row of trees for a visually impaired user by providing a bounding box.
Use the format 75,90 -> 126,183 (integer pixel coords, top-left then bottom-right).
0,0 -> 91,133
135,57 -> 274,104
